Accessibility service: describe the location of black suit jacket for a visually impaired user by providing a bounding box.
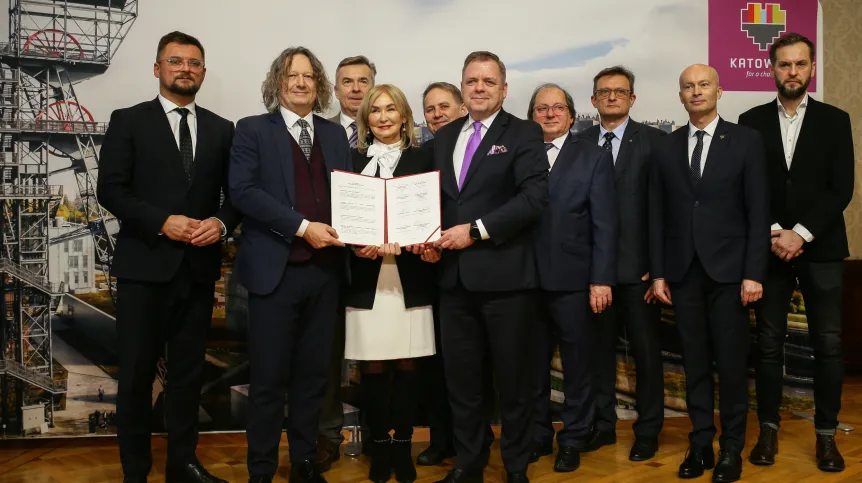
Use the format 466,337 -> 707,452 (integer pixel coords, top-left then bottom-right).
577,120 -> 666,284
96,98 -> 241,283
343,147 -> 438,309
535,134 -> 617,291
738,97 -> 854,262
648,118 -> 770,284
433,109 -> 549,292
229,111 -> 351,296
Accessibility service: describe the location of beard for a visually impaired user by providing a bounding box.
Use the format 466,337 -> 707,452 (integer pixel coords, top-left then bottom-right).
167,76 -> 201,96
776,75 -> 811,99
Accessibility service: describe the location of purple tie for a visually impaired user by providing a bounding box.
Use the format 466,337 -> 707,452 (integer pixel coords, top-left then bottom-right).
458,121 -> 483,190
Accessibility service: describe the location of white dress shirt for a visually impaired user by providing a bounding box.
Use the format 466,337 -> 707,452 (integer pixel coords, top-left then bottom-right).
279,105 -> 316,237
545,132 -> 568,170
687,115 -> 720,175
771,94 -> 814,242
158,94 -> 197,157
452,109 -> 502,240
598,116 -> 629,163
339,111 -> 357,139
157,95 -> 227,238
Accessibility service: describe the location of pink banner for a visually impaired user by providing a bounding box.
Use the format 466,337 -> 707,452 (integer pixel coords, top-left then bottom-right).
709,0 -> 818,92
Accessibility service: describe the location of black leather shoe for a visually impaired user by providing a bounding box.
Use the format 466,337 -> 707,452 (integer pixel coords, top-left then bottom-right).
478,447 -> 491,468
749,425 -> 778,466
417,444 -> 456,466
528,443 -> 553,463
629,438 -> 659,462
507,471 -> 529,483
315,438 -> 341,473
290,459 -> 327,483
123,477 -> 147,483
580,430 -> 616,453
678,445 -> 715,479
816,434 -> 845,472
432,468 -> 484,483
165,461 -> 227,483
553,446 -> 580,472
248,477 -> 273,483
712,451 -> 742,482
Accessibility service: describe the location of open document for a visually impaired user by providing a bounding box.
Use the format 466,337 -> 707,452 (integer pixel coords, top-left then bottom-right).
331,170 -> 441,246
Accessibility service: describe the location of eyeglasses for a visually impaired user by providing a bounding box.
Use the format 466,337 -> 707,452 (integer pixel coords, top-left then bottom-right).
159,57 -> 205,70
533,104 -> 568,115
594,88 -> 632,99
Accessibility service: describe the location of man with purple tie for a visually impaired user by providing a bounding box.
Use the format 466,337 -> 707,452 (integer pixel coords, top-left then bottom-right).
430,51 -> 549,483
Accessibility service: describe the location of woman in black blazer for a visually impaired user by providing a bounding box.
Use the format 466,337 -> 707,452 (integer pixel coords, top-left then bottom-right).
343,84 -> 440,483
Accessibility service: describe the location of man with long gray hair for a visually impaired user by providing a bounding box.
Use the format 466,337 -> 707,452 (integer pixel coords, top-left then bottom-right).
229,46 -> 351,483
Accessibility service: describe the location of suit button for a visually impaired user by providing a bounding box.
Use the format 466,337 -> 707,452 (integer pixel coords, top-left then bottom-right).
457,200 -> 463,206
786,180 -> 792,186
694,201 -> 699,207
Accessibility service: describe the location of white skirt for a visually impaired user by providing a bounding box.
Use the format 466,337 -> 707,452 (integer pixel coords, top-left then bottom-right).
344,255 -> 436,361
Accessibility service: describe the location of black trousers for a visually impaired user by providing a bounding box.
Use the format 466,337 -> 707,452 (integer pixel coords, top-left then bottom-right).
670,259 -> 750,452
246,262 -> 341,477
531,290 -> 594,448
116,263 -> 215,477
440,284 -> 533,473
319,308 -> 346,445
754,259 -> 844,431
592,281 -> 664,439
420,305 -> 496,451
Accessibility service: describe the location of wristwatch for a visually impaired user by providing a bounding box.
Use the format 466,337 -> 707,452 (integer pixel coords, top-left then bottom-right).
469,222 -> 481,241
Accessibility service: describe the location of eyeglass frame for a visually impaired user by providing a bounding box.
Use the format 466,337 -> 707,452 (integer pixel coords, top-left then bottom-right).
532,104 -> 569,115
158,57 -> 205,70
593,88 -> 632,99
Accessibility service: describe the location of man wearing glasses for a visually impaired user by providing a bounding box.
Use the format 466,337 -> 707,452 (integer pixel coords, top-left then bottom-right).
577,66 -> 667,461
97,31 -> 240,483
527,83 -> 617,473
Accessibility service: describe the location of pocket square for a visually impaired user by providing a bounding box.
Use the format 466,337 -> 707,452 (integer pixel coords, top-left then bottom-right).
487,144 -> 508,155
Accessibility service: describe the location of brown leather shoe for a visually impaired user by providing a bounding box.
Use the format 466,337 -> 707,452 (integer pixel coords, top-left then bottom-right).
315,438 -> 341,473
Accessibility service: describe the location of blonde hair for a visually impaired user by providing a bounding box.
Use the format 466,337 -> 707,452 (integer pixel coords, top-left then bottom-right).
356,84 -> 415,153
261,46 -> 332,113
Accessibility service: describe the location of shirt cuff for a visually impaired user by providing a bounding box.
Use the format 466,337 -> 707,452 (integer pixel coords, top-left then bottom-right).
770,223 -> 783,231
209,217 -> 227,239
792,223 -> 814,243
476,219 -> 490,240
297,219 -> 310,237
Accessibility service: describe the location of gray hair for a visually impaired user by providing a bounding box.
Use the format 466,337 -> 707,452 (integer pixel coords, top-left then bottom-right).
261,46 -> 333,113
527,83 -> 576,120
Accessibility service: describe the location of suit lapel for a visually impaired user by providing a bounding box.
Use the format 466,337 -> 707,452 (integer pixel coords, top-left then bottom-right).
461,110 -> 509,192
270,112 -> 297,205
788,97 -> 816,174
674,127 -> 693,193
699,118 -> 730,186
439,119 -> 463,199
149,98 -> 189,186
188,106 -> 209,186
549,133 -> 576,192
314,115 -> 339,182
614,120 -> 637,179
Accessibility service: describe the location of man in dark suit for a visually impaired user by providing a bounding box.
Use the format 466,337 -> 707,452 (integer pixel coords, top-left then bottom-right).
431,51 -> 549,483
527,83 -> 616,473
577,66 -> 666,461
739,33 -> 855,473
416,81 -> 496,467
96,31 -> 240,483
317,53 -> 376,472
649,64 -> 769,483
229,47 -> 350,483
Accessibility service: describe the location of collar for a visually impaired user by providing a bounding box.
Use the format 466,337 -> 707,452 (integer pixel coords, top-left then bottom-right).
159,94 -> 196,117
688,115 -> 720,138
280,105 -> 315,132
777,93 -> 809,118
599,116 -> 629,140
368,138 -> 402,156
339,111 -> 356,130
462,109 -> 501,133
548,132 -> 568,150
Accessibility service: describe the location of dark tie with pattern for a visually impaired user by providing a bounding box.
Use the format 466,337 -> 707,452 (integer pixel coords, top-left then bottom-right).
297,118 -> 312,160
602,131 -> 615,152
690,130 -> 705,185
545,143 -> 554,152
348,121 -> 358,148
175,107 -> 193,178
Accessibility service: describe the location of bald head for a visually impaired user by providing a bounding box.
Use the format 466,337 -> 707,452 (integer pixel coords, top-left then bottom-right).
678,63 -> 722,124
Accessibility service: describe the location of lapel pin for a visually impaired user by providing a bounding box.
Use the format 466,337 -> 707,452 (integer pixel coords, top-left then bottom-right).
720,135 -> 726,140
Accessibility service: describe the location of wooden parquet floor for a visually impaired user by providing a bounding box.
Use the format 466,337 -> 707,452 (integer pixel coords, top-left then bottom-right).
2,378 -> 862,482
